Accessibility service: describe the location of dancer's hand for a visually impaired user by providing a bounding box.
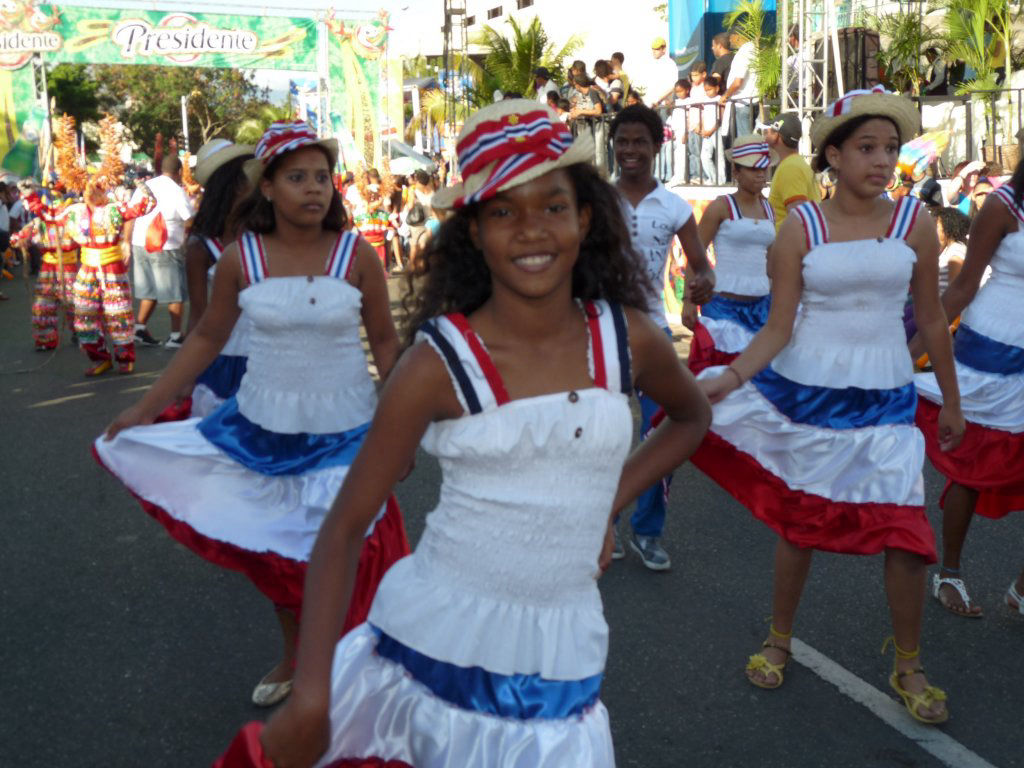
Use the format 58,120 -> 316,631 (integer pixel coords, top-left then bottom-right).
687,268 -> 715,306
680,302 -> 698,330
104,404 -> 155,439
936,403 -> 966,452
260,694 -> 330,768
697,372 -> 736,405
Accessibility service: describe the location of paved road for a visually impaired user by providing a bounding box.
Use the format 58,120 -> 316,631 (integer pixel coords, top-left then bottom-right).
2,273 -> 1021,767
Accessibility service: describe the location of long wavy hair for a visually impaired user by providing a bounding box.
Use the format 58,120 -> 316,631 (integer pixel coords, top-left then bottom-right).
400,162 -> 650,346
191,154 -> 252,241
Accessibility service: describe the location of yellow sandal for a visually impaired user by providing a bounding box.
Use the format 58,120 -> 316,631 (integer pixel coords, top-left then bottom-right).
746,624 -> 792,690
882,637 -> 949,725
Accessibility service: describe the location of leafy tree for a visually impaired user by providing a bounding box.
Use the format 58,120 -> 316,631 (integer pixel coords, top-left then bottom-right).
866,7 -> 942,96
95,65 -> 270,152
471,16 -> 582,102
46,63 -> 100,124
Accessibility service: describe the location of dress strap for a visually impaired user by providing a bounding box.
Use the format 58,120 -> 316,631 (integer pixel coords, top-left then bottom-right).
724,194 -> 742,220
203,236 -> 225,262
991,183 -> 1024,224
583,299 -> 632,395
792,201 -> 828,250
417,314 -> 510,415
885,196 -> 921,240
761,197 -> 776,224
325,231 -> 360,279
237,231 -> 269,285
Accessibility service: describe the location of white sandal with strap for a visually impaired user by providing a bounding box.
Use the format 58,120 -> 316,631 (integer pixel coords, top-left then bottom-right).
1007,581 -> 1024,615
932,573 -> 983,618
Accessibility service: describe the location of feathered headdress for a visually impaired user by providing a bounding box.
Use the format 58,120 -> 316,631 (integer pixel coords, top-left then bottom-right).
54,114 -> 88,195
86,114 -> 125,197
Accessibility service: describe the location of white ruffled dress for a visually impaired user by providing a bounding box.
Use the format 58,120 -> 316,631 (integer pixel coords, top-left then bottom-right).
691,198 -> 937,560
915,183 -> 1024,517
303,300 -> 633,768
690,194 -> 776,374
94,231 -> 407,618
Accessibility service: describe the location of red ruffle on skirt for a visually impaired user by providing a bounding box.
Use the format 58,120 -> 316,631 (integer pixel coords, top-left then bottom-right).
153,397 -> 193,423
213,722 -> 413,768
93,444 -> 409,619
687,320 -> 739,376
916,399 -> 1024,519
691,430 -> 937,562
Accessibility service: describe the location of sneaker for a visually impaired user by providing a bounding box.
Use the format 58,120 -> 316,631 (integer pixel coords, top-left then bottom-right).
611,526 -> 625,560
629,533 -> 671,571
134,328 -> 161,346
164,333 -> 184,349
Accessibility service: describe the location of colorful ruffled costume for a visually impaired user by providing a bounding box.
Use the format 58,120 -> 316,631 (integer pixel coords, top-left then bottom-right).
916,183 -> 1024,517
12,209 -> 80,350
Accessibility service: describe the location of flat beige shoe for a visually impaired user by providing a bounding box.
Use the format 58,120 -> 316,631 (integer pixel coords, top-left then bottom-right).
251,676 -> 292,707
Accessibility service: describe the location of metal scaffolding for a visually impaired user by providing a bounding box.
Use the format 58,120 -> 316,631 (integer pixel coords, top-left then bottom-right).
779,0 -> 845,154
441,0 -> 469,144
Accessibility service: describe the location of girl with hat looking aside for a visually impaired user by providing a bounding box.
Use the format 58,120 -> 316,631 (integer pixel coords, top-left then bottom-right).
692,89 -> 964,725
685,134 -> 777,373
94,121 -> 409,707
223,99 -> 711,768
913,155 -> 1024,621
183,138 -> 255,418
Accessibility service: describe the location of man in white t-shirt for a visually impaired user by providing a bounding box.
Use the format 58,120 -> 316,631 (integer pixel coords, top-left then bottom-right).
129,155 -> 194,347
610,104 -> 714,570
646,37 -> 681,107
721,35 -> 758,138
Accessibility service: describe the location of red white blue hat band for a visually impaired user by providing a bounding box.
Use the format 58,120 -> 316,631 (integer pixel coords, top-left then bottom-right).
432,99 -> 596,210
243,120 -> 339,185
810,87 -> 919,150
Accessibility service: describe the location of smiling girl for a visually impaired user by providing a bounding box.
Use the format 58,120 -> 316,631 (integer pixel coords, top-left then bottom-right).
216,100 -> 712,768
692,90 -> 964,725
94,122 -> 409,707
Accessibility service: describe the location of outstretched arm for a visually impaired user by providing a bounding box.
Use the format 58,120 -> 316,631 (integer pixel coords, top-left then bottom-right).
104,246 -> 243,437
260,342 -> 462,768
678,213 -> 715,305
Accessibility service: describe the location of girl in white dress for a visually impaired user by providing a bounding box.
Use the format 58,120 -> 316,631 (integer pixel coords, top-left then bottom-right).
217,100 -> 712,768
695,90 -> 964,725
95,122 -> 409,707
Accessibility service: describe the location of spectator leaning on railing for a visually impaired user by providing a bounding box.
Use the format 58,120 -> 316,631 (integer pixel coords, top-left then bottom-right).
610,52 -> 631,103
646,36 -> 681,108
721,32 -> 758,138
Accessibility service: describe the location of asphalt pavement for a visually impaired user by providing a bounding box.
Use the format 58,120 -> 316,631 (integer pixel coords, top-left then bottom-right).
1,272 -> 1021,767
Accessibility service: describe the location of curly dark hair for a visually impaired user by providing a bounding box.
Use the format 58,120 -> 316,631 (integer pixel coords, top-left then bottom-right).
228,145 -> 347,235
610,104 -> 663,147
191,154 -> 253,240
813,113 -> 901,173
400,162 -> 650,346
935,207 -> 970,244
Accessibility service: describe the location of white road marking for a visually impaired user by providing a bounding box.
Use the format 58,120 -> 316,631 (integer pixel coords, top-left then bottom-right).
28,392 -> 94,408
792,638 -> 999,768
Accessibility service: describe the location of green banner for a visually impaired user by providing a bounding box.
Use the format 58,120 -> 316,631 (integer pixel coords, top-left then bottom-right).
47,7 -> 317,71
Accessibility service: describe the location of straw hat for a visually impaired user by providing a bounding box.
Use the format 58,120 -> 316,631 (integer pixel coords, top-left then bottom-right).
431,99 -> 594,211
724,135 -> 778,168
243,121 -> 339,186
810,86 -> 919,155
194,138 -> 254,186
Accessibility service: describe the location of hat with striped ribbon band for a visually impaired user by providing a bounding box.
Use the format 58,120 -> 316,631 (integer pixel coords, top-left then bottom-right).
243,121 -> 339,185
431,99 -> 596,211
810,86 -> 919,157
724,134 -> 778,168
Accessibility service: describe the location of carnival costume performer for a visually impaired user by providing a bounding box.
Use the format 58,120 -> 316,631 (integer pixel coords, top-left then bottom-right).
687,134 -> 776,374
216,100 -> 712,768
914,162 -> 1024,619
13,197 -> 80,350
694,90 -> 964,725
185,138 -> 255,418
345,169 -> 392,265
95,122 -> 409,707
59,175 -> 155,375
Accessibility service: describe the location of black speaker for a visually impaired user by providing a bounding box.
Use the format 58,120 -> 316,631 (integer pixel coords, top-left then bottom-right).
811,27 -> 881,95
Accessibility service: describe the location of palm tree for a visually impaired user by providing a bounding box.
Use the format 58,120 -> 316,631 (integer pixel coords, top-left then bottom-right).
724,0 -> 781,102
867,6 -> 942,97
471,16 -> 582,102
234,102 -> 295,145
